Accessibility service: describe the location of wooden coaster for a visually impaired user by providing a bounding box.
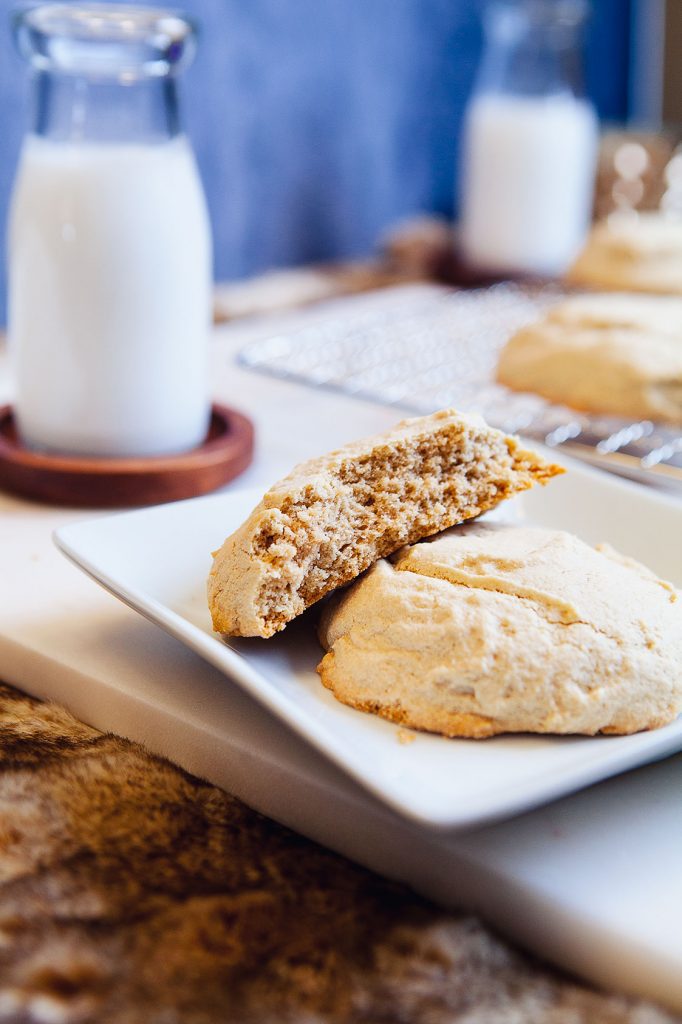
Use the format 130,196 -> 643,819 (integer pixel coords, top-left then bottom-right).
0,404 -> 254,508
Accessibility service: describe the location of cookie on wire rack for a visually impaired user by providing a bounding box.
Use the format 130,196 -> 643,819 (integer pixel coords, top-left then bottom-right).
497,292 -> 682,425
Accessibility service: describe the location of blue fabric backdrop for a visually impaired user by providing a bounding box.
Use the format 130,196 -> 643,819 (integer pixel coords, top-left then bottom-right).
0,0 -> 630,324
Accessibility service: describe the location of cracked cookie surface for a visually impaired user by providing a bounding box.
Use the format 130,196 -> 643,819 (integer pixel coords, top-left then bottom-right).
317,522 -> 682,737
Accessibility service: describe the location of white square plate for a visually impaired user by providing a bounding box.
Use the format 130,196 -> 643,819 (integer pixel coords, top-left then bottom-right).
55,456 -> 682,829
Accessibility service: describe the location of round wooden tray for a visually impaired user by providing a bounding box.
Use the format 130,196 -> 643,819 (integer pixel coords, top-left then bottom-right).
0,404 -> 254,508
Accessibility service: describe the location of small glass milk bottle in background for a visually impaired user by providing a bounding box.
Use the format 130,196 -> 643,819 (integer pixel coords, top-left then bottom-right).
459,0 -> 598,278
9,4 -> 212,457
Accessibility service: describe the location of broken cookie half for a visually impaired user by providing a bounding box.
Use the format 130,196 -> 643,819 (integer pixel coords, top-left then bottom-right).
208,408 -> 562,638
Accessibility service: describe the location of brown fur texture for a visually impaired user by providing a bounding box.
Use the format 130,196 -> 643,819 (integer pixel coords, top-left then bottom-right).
0,680 -> 675,1024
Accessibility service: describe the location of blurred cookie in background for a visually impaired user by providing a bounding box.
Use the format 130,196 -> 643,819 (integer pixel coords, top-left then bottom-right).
567,211 -> 682,294
497,291 -> 682,424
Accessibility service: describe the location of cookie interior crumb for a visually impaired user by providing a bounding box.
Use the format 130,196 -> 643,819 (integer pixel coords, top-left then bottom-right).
208,410 -> 561,638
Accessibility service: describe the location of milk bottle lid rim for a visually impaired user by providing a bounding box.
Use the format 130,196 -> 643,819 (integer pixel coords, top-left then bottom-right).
14,3 -> 197,79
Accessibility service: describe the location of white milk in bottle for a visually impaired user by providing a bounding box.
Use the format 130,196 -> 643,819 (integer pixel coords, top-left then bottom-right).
9,136 -> 211,456
8,5 -> 212,457
460,92 -> 598,276
459,0 -> 598,277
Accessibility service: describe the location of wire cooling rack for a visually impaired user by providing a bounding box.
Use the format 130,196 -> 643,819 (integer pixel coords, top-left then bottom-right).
238,283 -> 682,492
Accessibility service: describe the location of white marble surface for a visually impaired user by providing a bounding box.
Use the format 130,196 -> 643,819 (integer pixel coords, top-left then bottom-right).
1,299 -> 681,1013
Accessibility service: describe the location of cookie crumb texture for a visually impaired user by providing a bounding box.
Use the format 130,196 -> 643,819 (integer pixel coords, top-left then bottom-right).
318,523 -> 682,737
208,410 -> 561,637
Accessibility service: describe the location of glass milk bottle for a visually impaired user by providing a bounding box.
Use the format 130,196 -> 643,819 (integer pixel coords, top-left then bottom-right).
459,0 -> 598,277
8,4 -> 212,457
